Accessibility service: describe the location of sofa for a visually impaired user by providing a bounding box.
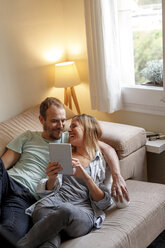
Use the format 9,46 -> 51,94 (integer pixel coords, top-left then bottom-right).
0,105 -> 165,248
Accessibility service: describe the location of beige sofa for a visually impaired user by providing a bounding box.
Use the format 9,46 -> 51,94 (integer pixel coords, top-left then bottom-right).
0,105 -> 165,248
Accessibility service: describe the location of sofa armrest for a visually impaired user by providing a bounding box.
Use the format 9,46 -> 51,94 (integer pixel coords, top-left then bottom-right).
99,121 -> 147,181
99,121 -> 146,159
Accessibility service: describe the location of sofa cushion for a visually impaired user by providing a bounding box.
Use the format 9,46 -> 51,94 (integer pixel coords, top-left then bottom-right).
0,105 -> 75,157
61,180 -> 165,248
100,121 -> 146,159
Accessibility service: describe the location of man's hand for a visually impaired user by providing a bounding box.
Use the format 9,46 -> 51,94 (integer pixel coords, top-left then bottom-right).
45,162 -> 62,190
111,174 -> 129,202
98,141 -> 130,203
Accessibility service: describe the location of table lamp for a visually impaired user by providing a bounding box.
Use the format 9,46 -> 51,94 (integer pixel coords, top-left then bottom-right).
54,61 -> 81,114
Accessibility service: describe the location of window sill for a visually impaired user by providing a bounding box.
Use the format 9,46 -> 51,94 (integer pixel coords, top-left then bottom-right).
121,85 -> 165,116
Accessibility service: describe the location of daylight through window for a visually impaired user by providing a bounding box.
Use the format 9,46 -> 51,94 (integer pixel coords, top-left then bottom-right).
131,0 -> 163,86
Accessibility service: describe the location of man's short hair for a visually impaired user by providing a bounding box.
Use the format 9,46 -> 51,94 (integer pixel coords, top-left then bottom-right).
40,97 -> 65,120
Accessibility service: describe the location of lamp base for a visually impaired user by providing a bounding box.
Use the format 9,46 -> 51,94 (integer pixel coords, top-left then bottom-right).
64,87 -> 80,114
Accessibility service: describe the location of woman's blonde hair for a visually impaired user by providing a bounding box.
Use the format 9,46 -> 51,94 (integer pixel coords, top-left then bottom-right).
72,114 -> 102,159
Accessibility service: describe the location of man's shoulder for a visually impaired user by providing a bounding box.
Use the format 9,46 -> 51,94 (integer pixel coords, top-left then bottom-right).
17,130 -> 41,138
8,130 -> 42,144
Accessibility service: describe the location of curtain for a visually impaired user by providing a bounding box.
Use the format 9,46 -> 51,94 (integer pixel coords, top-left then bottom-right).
84,0 -> 122,113
84,0 -> 135,112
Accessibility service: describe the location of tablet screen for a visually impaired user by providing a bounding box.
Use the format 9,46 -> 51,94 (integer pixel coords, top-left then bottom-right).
49,143 -> 73,175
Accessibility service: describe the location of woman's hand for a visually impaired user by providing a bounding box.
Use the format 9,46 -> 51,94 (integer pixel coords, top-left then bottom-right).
45,162 -> 62,190
46,162 -> 62,178
72,158 -> 90,180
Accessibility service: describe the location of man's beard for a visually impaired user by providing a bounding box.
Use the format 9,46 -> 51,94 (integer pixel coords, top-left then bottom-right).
44,124 -> 63,140
49,131 -> 62,140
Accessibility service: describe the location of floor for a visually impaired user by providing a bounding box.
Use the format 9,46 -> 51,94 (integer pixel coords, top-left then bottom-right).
148,230 -> 165,248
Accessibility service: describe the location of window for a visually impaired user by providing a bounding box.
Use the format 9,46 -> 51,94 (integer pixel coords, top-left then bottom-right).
118,0 -> 163,87
131,0 -> 163,86
84,0 -> 165,115
120,0 -> 165,116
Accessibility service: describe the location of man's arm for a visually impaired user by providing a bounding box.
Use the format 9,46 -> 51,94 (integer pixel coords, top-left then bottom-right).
1,149 -> 20,169
99,141 -> 129,202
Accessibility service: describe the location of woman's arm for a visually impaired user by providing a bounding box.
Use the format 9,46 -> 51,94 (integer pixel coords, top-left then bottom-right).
45,162 -> 62,190
84,176 -> 105,202
72,158 -> 104,202
35,162 -> 62,197
98,141 -> 129,202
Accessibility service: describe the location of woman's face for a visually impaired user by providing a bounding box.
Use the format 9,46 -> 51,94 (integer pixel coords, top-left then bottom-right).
69,118 -> 84,147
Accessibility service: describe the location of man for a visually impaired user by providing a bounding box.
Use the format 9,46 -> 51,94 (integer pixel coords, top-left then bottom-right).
0,97 -> 129,241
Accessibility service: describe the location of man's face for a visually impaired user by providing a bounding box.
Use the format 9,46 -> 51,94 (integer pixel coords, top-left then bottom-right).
40,105 -> 66,141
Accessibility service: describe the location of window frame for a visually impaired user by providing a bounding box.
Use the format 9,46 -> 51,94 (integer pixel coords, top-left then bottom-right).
121,0 -> 165,116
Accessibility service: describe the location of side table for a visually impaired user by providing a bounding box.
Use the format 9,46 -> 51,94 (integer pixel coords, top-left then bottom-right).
146,138 -> 165,184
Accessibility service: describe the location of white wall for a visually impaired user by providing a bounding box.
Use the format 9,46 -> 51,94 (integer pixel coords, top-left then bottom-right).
0,0 -> 66,121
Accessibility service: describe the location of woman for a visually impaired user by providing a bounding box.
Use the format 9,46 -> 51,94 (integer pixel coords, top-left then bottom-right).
18,114 -> 113,248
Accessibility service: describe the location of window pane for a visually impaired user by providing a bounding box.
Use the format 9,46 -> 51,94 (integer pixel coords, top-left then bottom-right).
131,0 -> 163,86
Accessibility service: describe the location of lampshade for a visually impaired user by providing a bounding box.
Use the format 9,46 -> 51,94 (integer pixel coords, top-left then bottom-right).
54,61 -> 80,88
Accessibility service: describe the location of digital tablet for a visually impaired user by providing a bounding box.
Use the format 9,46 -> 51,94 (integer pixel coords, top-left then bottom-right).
49,143 -> 73,175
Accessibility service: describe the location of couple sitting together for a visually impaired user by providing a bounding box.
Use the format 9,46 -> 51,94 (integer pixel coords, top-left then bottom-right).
0,97 -> 129,248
